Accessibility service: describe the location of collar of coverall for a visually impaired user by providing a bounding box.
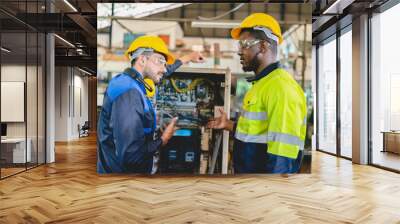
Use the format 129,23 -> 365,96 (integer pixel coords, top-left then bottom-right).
124,67 -> 143,79
246,61 -> 280,83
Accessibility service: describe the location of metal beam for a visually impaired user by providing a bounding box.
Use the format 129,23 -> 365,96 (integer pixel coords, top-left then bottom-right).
67,14 -> 96,38
313,14 -> 352,44
0,8 -> 38,32
55,55 -> 96,70
280,3 -> 286,30
322,0 -> 356,15
14,13 -> 82,32
86,0 -> 96,12
179,4 -> 185,32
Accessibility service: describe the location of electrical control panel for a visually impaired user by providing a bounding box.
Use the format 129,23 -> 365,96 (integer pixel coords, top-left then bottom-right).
155,67 -> 231,174
156,75 -> 220,128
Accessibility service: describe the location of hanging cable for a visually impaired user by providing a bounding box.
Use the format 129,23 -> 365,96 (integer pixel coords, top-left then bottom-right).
170,78 -> 213,93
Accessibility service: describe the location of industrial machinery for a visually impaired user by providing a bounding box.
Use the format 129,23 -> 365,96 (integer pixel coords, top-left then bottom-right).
155,67 -> 231,174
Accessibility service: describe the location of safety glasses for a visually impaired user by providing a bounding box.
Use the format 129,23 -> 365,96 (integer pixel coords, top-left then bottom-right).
147,54 -> 167,67
237,39 -> 262,50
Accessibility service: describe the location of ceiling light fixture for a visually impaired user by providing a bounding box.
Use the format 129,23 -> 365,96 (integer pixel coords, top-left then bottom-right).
63,0 -> 78,12
1,47 -> 11,53
191,21 -> 240,29
54,34 -> 75,48
78,67 -> 93,76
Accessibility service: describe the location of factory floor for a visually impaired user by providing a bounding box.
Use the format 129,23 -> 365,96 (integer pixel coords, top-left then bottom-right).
0,134 -> 400,223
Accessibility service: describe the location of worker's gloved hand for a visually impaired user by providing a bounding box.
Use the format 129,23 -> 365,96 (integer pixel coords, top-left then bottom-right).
161,117 -> 179,146
179,51 -> 205,64
207,108 -> 234,131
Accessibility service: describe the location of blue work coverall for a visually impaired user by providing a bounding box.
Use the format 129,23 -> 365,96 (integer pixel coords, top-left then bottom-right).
97,60 -> 182,173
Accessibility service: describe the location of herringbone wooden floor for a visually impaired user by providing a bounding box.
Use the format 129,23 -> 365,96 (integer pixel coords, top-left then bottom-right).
1,134 -> 400,224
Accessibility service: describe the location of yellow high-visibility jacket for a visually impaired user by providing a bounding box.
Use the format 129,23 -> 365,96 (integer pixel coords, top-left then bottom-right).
235,65 -> 307,159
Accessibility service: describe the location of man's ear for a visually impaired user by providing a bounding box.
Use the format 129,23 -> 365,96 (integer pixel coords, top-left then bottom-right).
141,56 -> 146,66
137,55 -> 146,66
260,41 -> 269,53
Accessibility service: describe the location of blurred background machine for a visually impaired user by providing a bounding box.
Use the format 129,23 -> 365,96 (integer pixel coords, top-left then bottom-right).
156,67 -> 231,174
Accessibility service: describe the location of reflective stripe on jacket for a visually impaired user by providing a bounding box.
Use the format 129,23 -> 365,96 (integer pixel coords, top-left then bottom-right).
235,66 -> 307,159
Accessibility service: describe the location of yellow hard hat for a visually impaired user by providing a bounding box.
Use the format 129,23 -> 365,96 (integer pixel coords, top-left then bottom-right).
125,35 -> 175,65
231,13 -> 283,45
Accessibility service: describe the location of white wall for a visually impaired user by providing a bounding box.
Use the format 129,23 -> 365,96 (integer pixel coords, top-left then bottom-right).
1,65 -> 30,138
180,37 -> 246,74
1,64 -> 46,164
183,37 -> 238,52
55,66 -> 68,141
97,33 -> 109,62
97,33 -> 109,52
54,67 -> 89,141
72,73 -> 89,138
